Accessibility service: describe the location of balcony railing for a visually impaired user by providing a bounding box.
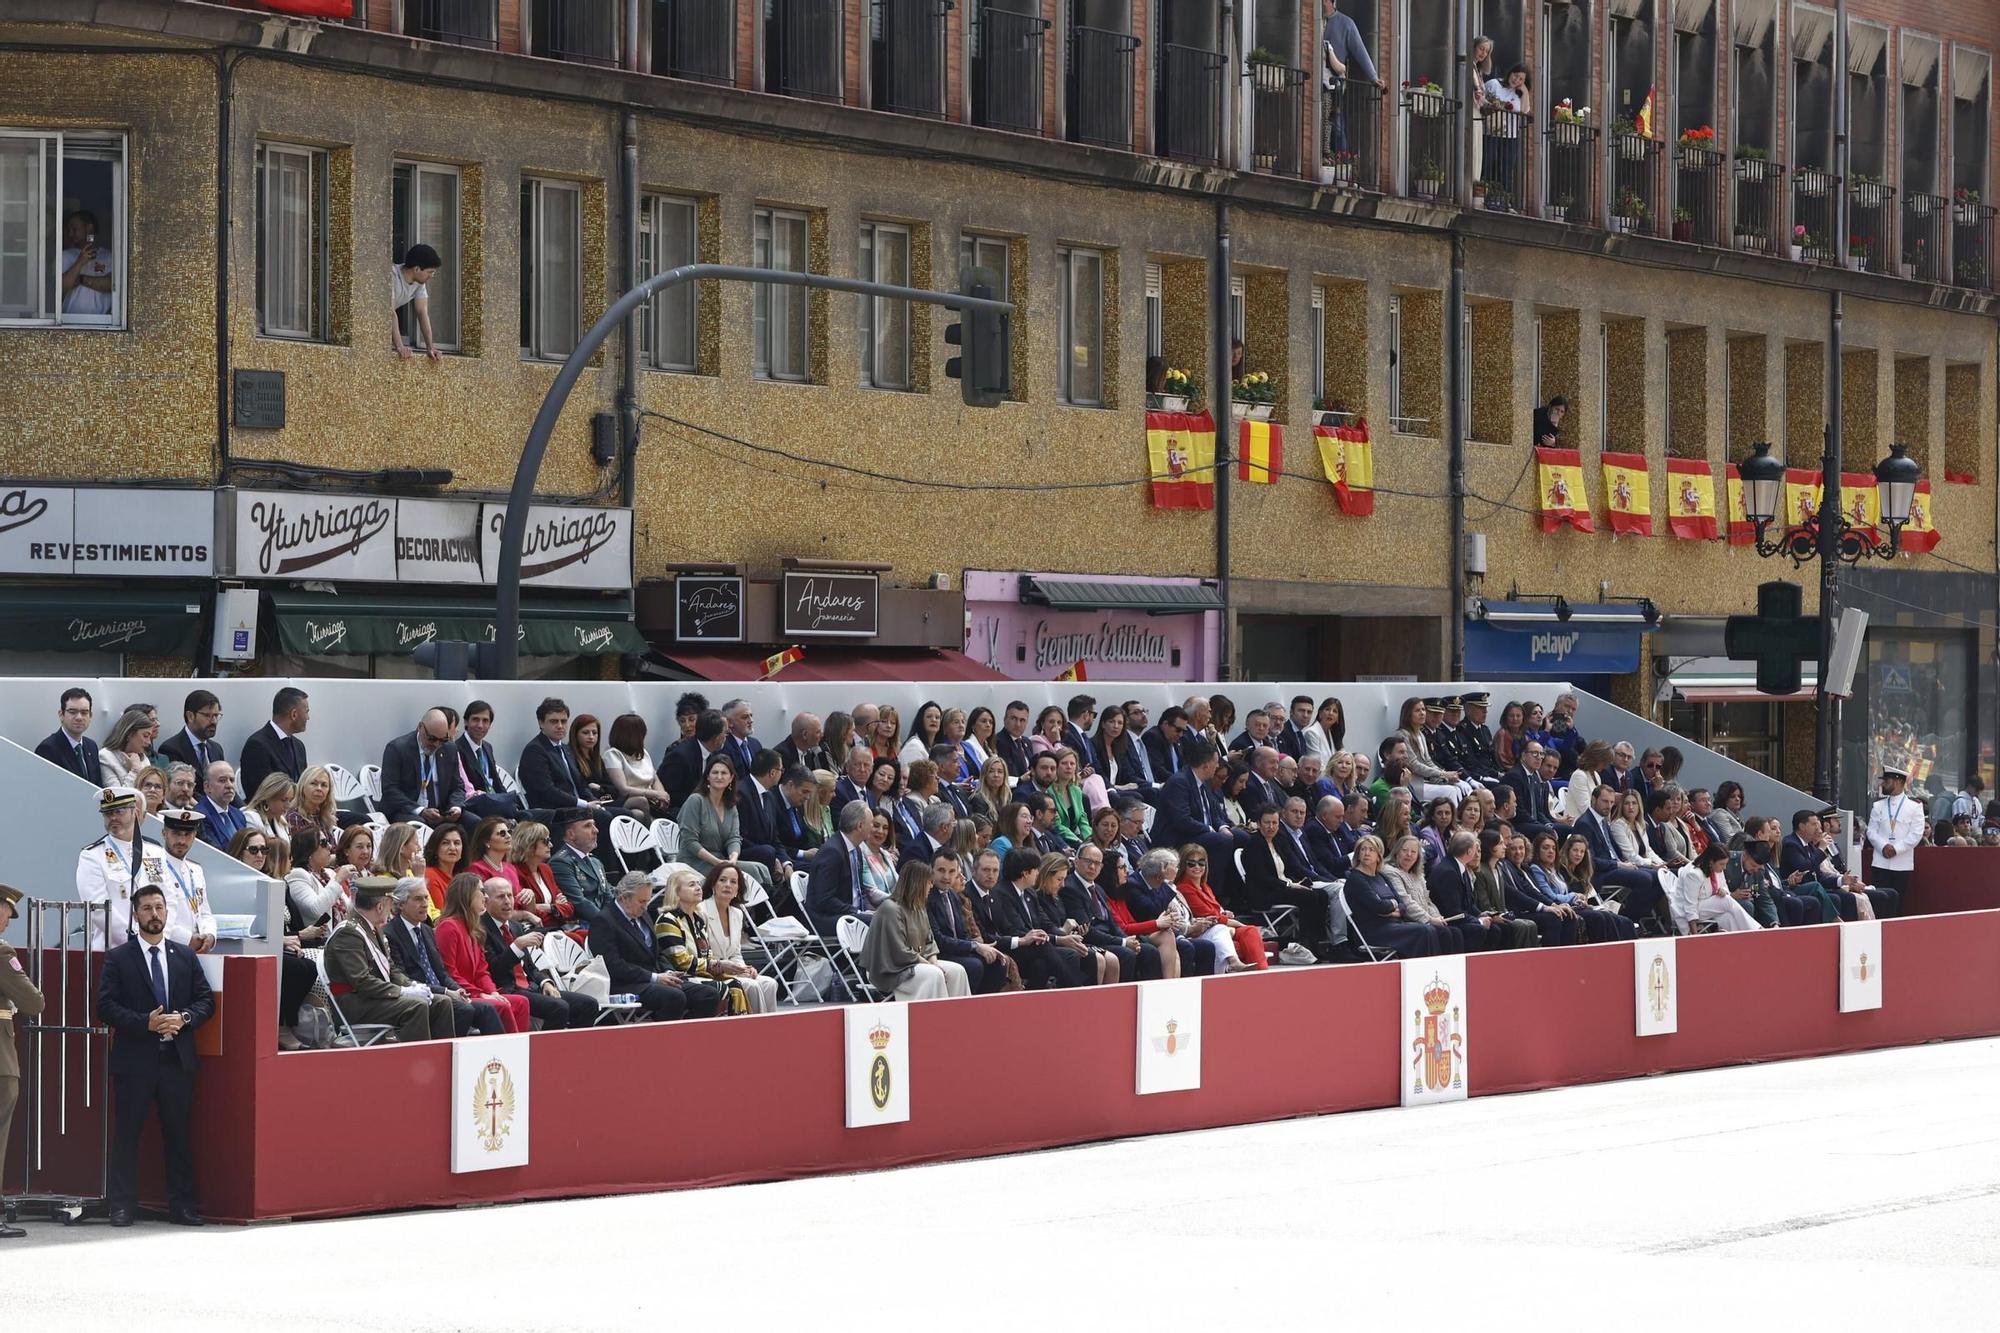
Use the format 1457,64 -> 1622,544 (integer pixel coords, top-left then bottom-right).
872,0 -> 950,117
769,0 -> 844,101
1400,88 -> 1459,201
1951,200 -> 1994,292
1674,143 -> 1723,245
1543,118 -> 1596,222
1849,179 -> 1894,275
972,4 -> 1047,133
1902,192 -> 1949,282
407,0 -> 498,47
536,0 -> 622,66
1247,60 -> 1305,176
1730,155 -> 1781,256
1157,43 -> 1225,166
654,0 -> 735,84
1067,25 -> 1138,150
1323,77 -> 1382,190
1610,132 -> 1660,235
1478,106 -> 1529,212
1791,166 -> 1838,262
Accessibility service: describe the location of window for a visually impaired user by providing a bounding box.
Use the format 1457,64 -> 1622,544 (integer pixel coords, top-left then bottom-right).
0,131 -> 126,328
639,193 -> 699,372
1144,261 -> 1163,358
1310,285 -> 1325,407
754,206 -> 809,381
1388,294 -> 1405,429
257,142 -> 329,340
859,221 -> 911,390
392,160 -> 460,351
520,177 -> 581,359
960,233 -> 1011,300
1057,245 -> 1104,406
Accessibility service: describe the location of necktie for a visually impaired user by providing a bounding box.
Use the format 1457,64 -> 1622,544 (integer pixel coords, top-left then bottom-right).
72,741 -> 87,775
407,924 -> 443,987
477,745 -> 494,784
148,944 -> 169,1009
558,741 -> 582,799
850,845 -> 865,905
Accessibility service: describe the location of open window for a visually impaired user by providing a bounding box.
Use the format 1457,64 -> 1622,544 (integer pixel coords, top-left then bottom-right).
0,130 -> 128,329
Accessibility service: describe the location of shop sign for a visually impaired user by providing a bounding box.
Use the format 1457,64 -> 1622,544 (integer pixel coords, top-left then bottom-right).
0,486 -> 215,578
966,603 -> 1211,682
674,576 -> 745,642
1463,620 -> 1642,676
782,571 -> 879,638
1030,617 -> 1171,674
480,504 -> 631,590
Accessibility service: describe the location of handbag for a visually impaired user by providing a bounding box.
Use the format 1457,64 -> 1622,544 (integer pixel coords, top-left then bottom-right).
565,954 -> 613,1001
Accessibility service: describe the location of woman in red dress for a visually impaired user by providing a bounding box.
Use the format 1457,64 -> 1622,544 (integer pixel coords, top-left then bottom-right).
433,872 -> 530,1033
465,817 -> 522,908
422,823 -> 465,918
1175,842 -> 1268,969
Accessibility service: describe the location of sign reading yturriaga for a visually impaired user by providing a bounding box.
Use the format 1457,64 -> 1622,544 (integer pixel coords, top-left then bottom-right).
0,486 -> 214,578
675,575 -> 746,642
843,1003 -> 909,1128
227,490 -> 632,591
1400,955 -> 1469,1108
451,1032 -> 530,1172
782,571 -> 879,638
1633,936 -> 1678,1037
1135,976 -> 1203,1095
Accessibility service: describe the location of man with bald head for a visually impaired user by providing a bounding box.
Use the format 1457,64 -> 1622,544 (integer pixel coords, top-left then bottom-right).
381,706 -> 468,831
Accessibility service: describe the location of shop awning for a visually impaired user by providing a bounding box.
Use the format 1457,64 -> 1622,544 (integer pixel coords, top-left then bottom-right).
0,587 -> 206,656
268,591 -> 645,658
655,647 -> 1011,682
1658,655 -> 1818,703
1472,599 -> 1658,626
1020,576 -> 1224,614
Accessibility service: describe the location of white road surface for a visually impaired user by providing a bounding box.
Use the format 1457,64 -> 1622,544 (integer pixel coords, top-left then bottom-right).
12,1037 -> 1999,1331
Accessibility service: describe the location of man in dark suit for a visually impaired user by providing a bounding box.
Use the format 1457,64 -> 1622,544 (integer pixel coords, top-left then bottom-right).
1151,739 -> 1223,848
193,760 -> 247,849
1304,795 -> 1353,880
719,698 -> 763,778
805,802 -> 874,937
986,848 -> 1086,988
1426,831 -> 1502,950
1277,796 -> 1343,882
1332,792 -> 1372,858
380,708 -> 469,831
478,902 -> 602,1030
1060,695 -> 1097,770
1455,692 -> 1501,781
383,879 -> 505,1036
34,687 -> 104,784
588,873 -> 694,1021
1781,809 -> 1895,920
97,883 -> 214,1227
833,746 -> 874,819
1497,839 -> 1582,945
925,849 -> 1010,993
1574,783 -> 1668,926
929,745 -> 973,818
1244,747 -> 1287,812
454,699 -> 526,820
735,749 -> 787,880
1114,800 -> 1152,872
157,688 -> 224,777
1499,740 -> 1558,839
517,697 -> 614,846
1016,752 -> 1060,799
909,802 -> 955,870
238,686 -> 310,797
769,764 -> 819,864
1274,696 -> 1313,761
660,709 -> 728,806
1229,708 -> 1275,758
1062,844 -> 1156,982
993,701 -> 1035,778
772,711 -> 830,776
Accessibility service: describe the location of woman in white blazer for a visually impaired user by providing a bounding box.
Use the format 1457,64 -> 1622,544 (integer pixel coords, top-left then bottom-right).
695,864 -> 781,1013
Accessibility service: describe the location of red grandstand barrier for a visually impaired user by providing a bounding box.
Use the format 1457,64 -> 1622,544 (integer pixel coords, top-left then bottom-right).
1898,845 -> 2000,915
42,910 -> 2000,1222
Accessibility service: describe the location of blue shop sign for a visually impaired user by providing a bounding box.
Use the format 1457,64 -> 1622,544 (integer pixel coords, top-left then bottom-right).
1464,619 -> 1642,675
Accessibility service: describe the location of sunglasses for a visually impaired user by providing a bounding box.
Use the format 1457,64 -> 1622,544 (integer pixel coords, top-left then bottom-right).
244,844 -> 268,854
1184,858 -> 1208,867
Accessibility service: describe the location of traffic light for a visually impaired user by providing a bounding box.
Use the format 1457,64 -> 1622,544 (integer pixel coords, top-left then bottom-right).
413,640 -> 507,679
944,265 -> 1010,408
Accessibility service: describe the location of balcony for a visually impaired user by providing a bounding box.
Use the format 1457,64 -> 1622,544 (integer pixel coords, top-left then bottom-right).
1849,179 -> 1894,275
534,0 -> 623,66
1323,77 -> 1382,191
1674,142 -> 1723,245
1730,153 -> 1782,256
1542,116 -> 1596,222
972,3 -> 1047,133
1609,132 -> 1660,236
653,0 -> 735,84
1791,167 -> 1838,263
1951,199 -> 1994,292
1478,107 -> 1529,212
872,0 -> 949,117
406,0 -> 498,47
1902,193 -> 1948,283
768,0 -> 844,101
1157,43 -> 1225,166
1067,25 -> 1138,150
1400,87 -> 1458,202
1246,59 -> 1305,176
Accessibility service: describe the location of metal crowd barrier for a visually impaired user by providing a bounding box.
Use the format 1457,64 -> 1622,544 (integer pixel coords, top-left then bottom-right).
6,898 -> 108,1227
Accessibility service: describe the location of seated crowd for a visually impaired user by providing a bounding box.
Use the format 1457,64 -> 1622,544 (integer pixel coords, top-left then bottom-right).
42,682 -> 1925,1042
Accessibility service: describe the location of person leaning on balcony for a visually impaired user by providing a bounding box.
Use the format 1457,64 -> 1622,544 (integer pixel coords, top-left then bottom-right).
392,241 -> 443,362
1321,0 -> 1386,121
1533,395 -> 1567,447
1482,65 -> 1530,210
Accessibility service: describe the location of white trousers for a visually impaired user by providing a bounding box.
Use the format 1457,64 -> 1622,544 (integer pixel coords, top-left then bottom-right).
737,973 -> 784,1013
1696,895 -> 1763,932
893,959 -> 971,1000
1192,923 -> 1239,972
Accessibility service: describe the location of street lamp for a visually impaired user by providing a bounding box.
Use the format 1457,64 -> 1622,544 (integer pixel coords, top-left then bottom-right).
1740,440 -> 1924,565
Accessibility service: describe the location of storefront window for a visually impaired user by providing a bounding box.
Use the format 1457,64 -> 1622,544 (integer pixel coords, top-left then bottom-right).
1850,632 -> 1973,812
1667,700 -> 1783,777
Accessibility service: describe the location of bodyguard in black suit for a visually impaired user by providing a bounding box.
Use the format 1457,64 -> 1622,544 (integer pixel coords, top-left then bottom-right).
159,689 -> 224,776
34,687 -> 103,784
239,687 -> 310,797
97,883 -> 214,1226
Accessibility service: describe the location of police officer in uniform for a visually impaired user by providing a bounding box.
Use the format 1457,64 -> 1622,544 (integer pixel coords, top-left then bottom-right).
0,884 -> 46,1239
1455,692 -> 1502,782
76,786 -> 164,950
155,808 -> 217,953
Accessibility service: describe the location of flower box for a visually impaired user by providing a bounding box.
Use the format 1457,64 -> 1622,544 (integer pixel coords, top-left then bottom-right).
1789,244 -> 1804,261
1406,90 -> 1447,118
1610,215 -> 1637,233
1733,158 -> 1767,183
1329,159 -> 1355,185
1679,147 -> 1711,171
1414,176 -> 1443,199
1234,401 -> 1275,422
1846,256 -> 1867,272
1618,135 -> 1648,161
1549,121 -> 1586,147
1672,220 -> 1695,242
1151,393 -> 1191,413
1250,61 -> 1291,92
1547,204 -> 1569,222
1897,262 -> 1916,280
1955,203 -> 1982,226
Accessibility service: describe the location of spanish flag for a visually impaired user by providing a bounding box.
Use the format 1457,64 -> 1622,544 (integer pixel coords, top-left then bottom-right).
761,646 -> 804,679
1146,409 -> 1217,510
1903,479 -> 1940,553
1314,418 -> 1374,515
1724,464 -> 1754,544
1783,467 -> 1823,527
1536,447 -> 1593,533
1635,87 -> 1655,139
1054,660 -> 1088,682
1839,471 -> 1880,548
1237,420 -> 1283,484
1665,458 -> 1718,540
1600,451 -> 1653,536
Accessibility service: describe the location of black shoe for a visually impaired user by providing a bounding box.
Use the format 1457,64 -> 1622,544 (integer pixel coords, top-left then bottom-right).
0,1223 -> 24,1239
107,1206 -> 134,1228
167,1208 -> 205,1227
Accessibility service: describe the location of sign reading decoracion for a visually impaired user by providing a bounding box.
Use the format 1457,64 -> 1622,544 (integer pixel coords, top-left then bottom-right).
782,570 -> 879,638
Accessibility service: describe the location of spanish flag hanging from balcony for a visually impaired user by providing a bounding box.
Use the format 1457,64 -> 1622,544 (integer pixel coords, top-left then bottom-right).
1903,480 -> 1940,553
1665,458 -> 1719,540
1724,465 -> 1754,544
1237,420 -> 1283,484
761,646 -> 804,679
1600,452 -> 1653,536
1838,472 -> 1880,546
1146,409 -> 1217,510
1783,468 -> 1823,527
1313,419 -> 1374,515
1536,447 -> 1594,532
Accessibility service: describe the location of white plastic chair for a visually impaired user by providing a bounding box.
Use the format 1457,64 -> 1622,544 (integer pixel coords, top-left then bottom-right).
302,946 -> 395,1047
406,821 -> 433,855
326,762 -> 369,810
751,912 -> 841,1005
496,764 -> 526,798
534,932 -> 640,1025
363,811 -> 390,833
359,764 -> 384,814
835,914 -> 882,1001
608,815 -> 658,872
1141,803 -> 1157,834
648,817 -> 683,859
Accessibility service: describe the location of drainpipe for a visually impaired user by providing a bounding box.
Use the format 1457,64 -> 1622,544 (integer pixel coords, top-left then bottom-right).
206,48 -> 241,677
1447,228 -> 1467,679
1213,198 -> 1233,680
618,109 -> 639,507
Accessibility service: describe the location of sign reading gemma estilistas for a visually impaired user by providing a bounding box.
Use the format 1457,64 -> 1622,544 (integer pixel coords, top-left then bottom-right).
674,576 -> 745,642
781,571 -> 879,638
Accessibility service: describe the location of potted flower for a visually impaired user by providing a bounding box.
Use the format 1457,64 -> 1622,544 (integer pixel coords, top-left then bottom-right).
1611,187 -> 1648,232
1850,171 -> 1887,210
1547,191 -> 1574,223
1677,124 -> 1715,167
1954,187 -> 1983,225
1789,223 -> 1806,261
1403,77 -> 1446,117
1233,371 -> 1277,421
1550,99 -> 1590,145
1414,157 -> 1445,198
1956,256 -> 1986,287
1154,367 -> 1200,412
1846,234 -> 1871,271
1911,192 -> 1936,216
1671,205 -> 1694,243
1247,46 -> 1290,91
1901,237 -> 1924,280
1612,114 -> 1648,160
1732,143 -> 1768,182
1328,148 -> 1359,185
1734,222 -> 1767,251
1800,229 -> 1829,262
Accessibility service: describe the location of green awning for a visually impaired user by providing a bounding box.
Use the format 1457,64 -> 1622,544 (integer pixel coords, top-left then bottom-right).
269,591 -> 646,658
0,587 -> 206,655
1021,576 -> 1224,615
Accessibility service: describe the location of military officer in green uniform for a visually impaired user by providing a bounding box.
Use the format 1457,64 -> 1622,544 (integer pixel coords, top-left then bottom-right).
0,883 -> 47,1239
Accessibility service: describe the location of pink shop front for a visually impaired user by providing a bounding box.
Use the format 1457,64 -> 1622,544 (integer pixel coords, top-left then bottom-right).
963,571 -> 1224,682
